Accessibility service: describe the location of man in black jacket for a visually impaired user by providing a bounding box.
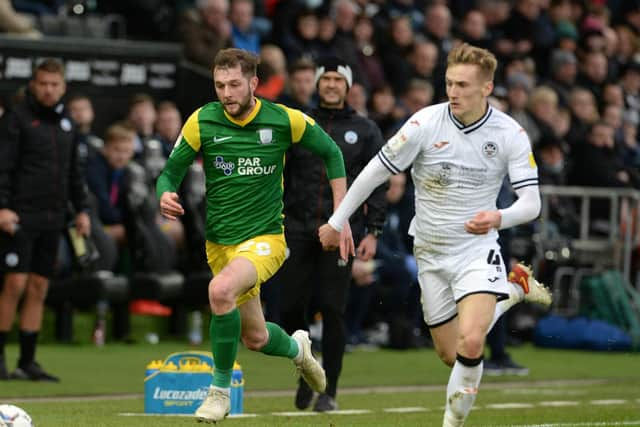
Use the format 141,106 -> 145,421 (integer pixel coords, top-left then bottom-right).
0,58 -> 90,382
275,57 -> 387,411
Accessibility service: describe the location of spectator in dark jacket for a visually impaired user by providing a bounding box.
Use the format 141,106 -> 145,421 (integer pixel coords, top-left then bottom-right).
87,122 -> 136,247
273,57 -> 387,412
0,58 -> 90,382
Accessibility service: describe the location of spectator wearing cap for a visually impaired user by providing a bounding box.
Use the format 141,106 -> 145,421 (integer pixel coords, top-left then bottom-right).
272,56 -> 387,413
555,20 -> 579,52
544,49 -> 577,107
505,72 -> 541,144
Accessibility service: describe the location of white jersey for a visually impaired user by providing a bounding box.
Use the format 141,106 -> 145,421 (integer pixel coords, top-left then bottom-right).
378,102 -> 538,255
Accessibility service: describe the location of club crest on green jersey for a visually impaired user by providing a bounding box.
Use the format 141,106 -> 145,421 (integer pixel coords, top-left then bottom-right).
258,128 -> 273,144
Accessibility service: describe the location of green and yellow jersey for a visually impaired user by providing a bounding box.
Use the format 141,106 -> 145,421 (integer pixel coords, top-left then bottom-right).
156,98 -> 345,245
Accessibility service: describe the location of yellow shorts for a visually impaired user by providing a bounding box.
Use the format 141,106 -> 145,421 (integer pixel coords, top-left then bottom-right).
205,233 -> 286,306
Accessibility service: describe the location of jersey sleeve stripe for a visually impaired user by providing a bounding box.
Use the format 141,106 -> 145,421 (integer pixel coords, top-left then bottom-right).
512,181 -> 539,190
182,107 -> 203,151
377,151 -> 401,174
511,177 -> 538,186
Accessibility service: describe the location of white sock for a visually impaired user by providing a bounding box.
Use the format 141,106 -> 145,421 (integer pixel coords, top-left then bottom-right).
488,281 -> 525,331
293,339 -> 303,364
443,359 -> 483,426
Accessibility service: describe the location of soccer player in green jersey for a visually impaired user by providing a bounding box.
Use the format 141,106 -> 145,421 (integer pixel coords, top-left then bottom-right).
156,48 -> 355,423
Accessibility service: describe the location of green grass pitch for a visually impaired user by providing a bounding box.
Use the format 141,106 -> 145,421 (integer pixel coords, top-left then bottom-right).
2,338 -> 639,426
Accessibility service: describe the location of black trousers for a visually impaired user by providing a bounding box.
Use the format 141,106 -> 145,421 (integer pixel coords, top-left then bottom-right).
275,235 -> 353,398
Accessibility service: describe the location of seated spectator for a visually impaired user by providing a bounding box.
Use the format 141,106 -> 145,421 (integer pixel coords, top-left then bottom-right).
229,0 -> 263,54
367,84 -> 399,139
126,93 -> 166,181
279,7 -> 324,63
352,14 -> 386,92
277,58 -> 317,111
255,44 -> 287,101
179,0 -> 231,68
535,135 -> 578,236
67,94 -> 103,173
154,101 -> 182,157
544,49 -> 577,107
87,122 -> 136,247
566,86 -> 600,147
346,82 -> 368,117
569,121 -> 640,233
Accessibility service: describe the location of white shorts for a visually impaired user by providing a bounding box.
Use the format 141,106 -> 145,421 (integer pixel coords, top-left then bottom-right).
414,243 -> 510,327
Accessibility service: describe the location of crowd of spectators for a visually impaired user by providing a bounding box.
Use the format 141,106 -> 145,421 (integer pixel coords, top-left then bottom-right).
2,0 -> 640,346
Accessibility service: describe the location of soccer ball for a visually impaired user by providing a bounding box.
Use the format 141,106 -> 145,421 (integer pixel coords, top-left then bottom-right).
0,404 -> 33,427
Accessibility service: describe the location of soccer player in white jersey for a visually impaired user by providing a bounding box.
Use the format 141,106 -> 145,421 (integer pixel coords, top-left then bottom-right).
319,43 -> 552,427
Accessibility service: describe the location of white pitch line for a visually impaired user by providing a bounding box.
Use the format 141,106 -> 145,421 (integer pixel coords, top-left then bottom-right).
118,412 -> 258,418
383,407 -> 429,413
495,421 -> 640,427
589,399 -> 628,405
485,403 -> 536,409
325,409 -> 372,415
538,401 -> 580,407
272,411 -> 319,417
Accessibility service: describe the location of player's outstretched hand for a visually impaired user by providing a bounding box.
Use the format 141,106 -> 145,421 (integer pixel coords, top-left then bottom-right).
464,210 -> 501,234
319,222 -> 355,261
160,192 -> 185,220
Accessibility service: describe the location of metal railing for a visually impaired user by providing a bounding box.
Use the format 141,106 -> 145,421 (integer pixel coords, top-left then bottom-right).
539,185 -> 640,286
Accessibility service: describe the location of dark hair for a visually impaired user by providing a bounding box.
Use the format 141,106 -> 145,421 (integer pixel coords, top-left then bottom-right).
288,58 -> 316,75
33,58 -> 65,78
213,48 -> 259,78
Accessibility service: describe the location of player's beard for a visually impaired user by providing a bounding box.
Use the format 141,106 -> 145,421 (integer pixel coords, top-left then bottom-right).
223,91 -> 254,119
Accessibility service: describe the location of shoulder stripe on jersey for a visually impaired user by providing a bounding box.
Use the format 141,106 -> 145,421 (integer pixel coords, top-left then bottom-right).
278,104 -> 307,143
511,177 -> 538,186
182,107 -> 203,151
377,151 -> 401,174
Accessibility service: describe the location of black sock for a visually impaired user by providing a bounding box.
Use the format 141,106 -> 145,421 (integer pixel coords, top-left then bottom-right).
18,330 -> 38,368
0,331 -> 7,359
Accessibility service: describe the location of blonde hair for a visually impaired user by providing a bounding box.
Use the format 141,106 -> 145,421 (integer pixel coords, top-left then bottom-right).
528,86 -> 558,109
447,43 -> 497,81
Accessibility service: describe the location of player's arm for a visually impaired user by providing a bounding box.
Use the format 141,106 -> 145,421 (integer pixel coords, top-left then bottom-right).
156,109 -> 201,220
465,129 -> 541,233
499,130 -> 541,229
359,123 -> 388,261
320,116 -> 424,256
